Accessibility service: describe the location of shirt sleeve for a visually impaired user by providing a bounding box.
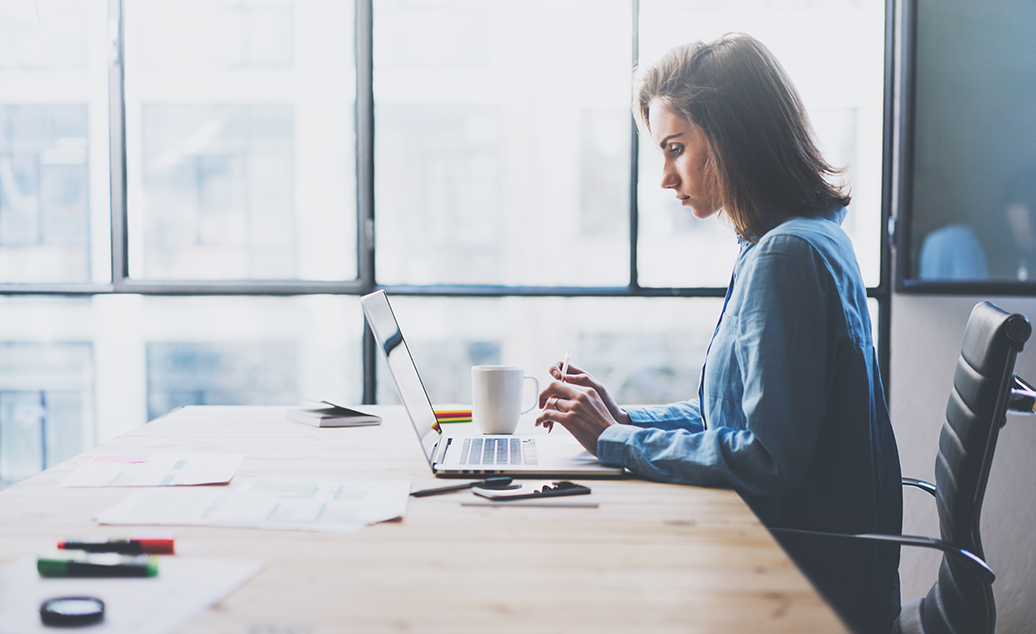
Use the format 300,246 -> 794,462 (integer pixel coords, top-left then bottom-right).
623,401 -> 704,431
597,235 -> 832,496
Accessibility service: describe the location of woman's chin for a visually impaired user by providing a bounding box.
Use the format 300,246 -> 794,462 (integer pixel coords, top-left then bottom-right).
688,205 -> 718,221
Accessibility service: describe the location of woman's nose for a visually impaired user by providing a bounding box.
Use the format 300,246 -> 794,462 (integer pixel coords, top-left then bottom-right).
660,165 -> 679,190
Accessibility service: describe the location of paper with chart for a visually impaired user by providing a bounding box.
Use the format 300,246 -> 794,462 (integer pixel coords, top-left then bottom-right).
59,454 -> 245,487
94,479 -> 410,533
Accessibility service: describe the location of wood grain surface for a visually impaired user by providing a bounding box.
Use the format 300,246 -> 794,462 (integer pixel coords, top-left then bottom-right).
0,406 -> 848,633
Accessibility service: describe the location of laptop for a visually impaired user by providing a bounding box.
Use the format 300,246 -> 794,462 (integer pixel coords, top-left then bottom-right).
360,290 -> 626,479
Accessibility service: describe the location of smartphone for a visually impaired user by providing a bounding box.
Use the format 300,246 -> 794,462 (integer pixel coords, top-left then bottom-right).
470,480 -> 590,501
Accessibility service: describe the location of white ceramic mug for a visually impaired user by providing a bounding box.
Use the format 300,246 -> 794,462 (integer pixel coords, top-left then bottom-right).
471,366 -> 540,435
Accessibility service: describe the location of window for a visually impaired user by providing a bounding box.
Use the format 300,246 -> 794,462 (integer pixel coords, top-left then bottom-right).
123,0 -> 357,282
373,0 -> 633,287
0,0 -> 889,488
0,0 -> 108,284
0,300 -> 95,488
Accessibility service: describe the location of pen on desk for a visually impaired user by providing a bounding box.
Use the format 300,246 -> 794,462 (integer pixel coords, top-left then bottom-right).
410,477 -> 514,497
58,537 -> 175,555
461,502 -> 599,508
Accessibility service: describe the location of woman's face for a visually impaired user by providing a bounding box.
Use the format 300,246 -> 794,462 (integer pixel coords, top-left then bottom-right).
648,99 -> 720,220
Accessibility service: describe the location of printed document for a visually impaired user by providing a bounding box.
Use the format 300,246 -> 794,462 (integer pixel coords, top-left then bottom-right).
94,479 -> 410,533
59,454 -> 245,487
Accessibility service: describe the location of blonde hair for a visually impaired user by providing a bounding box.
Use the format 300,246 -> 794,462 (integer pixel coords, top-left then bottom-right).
633,34 -> 851,241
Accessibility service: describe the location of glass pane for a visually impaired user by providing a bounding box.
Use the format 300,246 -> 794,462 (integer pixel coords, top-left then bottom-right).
0,297 -> 95,489
374,0 -> 633,287
376,296 -> 722,407
0,0 -> 110,284
637,0 -> 885,288
908,0 -> 1036,283
123,0 -> 357,281
0,295 -> 364,488
140,296 -> 365,420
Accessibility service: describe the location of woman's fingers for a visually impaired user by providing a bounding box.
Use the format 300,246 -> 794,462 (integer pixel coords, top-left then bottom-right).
537,361 -> 622,455
537,380 -> 578,407
551,361 -> 590,383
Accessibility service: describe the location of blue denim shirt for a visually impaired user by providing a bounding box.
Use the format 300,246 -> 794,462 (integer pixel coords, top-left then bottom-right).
597,207 -> 902,634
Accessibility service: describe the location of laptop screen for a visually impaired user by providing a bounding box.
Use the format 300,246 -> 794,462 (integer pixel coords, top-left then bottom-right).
360,290 -> 442,464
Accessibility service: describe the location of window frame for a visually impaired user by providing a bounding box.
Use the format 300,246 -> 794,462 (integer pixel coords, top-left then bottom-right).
891,0 -> 1036,297
0,0 -> 894,405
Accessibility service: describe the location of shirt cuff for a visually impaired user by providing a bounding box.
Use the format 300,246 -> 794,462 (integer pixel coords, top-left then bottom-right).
622,402 -> 704,432
596,424 -> 638,468
624,406 -> 655,425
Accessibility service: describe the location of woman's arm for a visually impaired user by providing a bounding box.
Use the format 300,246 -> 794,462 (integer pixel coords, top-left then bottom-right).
536,365 -> 707,455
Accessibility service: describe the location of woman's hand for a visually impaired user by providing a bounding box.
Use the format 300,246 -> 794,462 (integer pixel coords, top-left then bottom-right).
535,362 -> 631,456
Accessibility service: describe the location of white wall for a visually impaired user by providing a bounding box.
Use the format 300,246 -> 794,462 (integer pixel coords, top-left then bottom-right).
891,294 -> 1036,633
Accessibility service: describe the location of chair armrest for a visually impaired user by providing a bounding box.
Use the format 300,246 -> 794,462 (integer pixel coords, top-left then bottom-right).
769,527 -> 995,585
1009,375 -> 1036,414
903,477 -> 937,497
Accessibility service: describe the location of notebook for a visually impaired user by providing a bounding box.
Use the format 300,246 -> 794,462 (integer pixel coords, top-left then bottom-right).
360,290 -> 626,479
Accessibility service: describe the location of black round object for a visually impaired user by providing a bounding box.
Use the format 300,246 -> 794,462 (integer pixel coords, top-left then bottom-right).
39,597 -> 105,627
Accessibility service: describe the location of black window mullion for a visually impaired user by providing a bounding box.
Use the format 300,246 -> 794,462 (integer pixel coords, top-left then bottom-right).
109,0 -> 128,290
357,0 -> 377,404
629,0 -> 641,292
876,0 -> 900,397
357,0 -> 375,293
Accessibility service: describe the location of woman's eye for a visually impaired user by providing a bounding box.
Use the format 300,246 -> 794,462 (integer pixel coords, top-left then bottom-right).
668,144 -> 684,156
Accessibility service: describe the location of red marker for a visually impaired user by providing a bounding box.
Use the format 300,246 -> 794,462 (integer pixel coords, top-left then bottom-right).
58,537 -> 174,555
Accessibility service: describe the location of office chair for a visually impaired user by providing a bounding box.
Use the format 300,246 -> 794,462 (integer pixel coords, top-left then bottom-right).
774,300 -> 1033,634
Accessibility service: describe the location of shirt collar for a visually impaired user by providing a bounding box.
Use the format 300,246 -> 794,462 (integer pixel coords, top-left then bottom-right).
822,205 -> 848,225
735,205 -> 847,249
747,204 -> 847,240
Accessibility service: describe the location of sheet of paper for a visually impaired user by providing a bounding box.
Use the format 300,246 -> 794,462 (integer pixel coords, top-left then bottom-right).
0,555 -> 263,634
59,454 -> 245,487
94,479 -> 410,533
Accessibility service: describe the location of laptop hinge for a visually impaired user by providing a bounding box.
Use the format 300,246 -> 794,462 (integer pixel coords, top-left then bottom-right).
433,436 -> 453,465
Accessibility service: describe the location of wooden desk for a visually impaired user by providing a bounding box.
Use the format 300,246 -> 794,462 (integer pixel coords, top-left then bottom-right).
0,406 -> 847,633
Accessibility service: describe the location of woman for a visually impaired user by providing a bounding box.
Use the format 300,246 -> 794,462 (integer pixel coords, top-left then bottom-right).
537,34 -> 902,634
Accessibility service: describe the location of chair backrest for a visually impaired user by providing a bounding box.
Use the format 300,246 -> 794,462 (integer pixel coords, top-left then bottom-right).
924,301 -> 1031,634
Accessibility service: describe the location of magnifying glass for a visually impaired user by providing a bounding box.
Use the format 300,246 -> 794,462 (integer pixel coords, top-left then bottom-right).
40,597 -> 105,627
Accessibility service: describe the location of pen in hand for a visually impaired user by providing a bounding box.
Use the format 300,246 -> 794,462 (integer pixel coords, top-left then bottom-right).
548,350 -> 571,434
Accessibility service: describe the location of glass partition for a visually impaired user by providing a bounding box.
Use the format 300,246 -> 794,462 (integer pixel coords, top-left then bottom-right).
899,0 -> 1036,291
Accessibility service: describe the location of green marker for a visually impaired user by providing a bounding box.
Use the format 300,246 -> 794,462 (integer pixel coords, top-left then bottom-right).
37,551 -> 159,578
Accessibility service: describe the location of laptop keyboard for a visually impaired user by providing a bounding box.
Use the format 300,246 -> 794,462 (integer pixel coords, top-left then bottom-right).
458,437 -> 537,466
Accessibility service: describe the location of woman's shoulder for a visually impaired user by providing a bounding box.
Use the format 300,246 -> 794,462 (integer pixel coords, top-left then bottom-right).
736,207 -> 866,308
756,206 -> 851,253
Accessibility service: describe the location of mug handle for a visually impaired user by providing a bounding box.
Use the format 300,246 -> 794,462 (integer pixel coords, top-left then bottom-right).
520,376 -> 540,414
